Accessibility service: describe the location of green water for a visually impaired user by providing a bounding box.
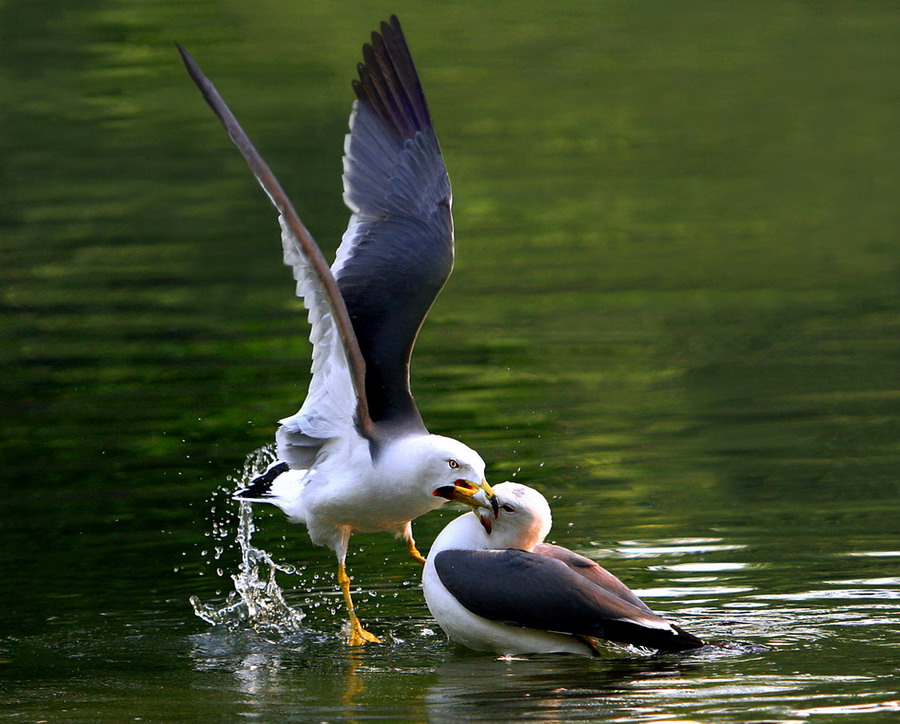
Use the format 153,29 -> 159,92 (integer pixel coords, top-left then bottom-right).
2,0 -> 898,720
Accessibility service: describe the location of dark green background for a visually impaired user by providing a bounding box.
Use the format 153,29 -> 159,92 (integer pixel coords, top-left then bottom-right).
2,1 -> 898,720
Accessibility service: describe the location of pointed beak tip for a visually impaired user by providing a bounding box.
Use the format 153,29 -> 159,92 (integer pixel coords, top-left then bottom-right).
479,479 -> 499,517
435,479 -> 496,515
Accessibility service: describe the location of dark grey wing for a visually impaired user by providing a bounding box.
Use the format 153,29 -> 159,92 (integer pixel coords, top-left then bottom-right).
434,549 -> 703,653
177,45 -> 376,445
534,543 -> 653,613
333,15 -> 454,431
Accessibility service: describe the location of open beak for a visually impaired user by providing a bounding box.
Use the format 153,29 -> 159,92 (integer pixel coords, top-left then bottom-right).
476,509 -> 493,535
433,478 -> 499,517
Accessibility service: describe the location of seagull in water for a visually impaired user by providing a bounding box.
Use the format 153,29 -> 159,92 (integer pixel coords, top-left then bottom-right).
178,16 -> 497,645
425,482 -> 704,655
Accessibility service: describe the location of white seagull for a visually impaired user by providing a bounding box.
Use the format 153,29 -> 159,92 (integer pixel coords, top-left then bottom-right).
178,17 -> 497,645
424,482 -> 705,655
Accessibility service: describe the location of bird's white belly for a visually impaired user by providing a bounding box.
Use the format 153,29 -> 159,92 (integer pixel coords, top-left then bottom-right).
304,473 -> 443,534
422,559 -> 593,657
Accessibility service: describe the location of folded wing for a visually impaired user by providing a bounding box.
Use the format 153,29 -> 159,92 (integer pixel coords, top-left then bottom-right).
534,543 -> 653,614
434,549 -> 704,652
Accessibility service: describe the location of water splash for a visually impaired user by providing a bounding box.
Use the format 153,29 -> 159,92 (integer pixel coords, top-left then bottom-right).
190,446 -> 307,637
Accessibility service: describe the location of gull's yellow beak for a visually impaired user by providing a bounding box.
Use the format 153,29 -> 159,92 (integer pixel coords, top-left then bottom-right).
433,478 -> 499,517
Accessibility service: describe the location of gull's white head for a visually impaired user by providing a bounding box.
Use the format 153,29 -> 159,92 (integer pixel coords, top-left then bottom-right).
385,433 -> 495,513
477,481 -> 552,551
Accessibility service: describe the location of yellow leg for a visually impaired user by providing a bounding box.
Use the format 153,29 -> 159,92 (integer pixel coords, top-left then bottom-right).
405,537 -> 426,566
337,562 -> 380,645
402,522 -> 427,566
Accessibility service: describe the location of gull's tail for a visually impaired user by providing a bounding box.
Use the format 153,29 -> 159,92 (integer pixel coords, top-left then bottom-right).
234,460 -> 308,524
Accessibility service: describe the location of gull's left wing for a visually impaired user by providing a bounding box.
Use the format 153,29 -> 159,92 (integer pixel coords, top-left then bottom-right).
333,16 -> 454,434
533,543 -> 653,614
434,549 -> 704,653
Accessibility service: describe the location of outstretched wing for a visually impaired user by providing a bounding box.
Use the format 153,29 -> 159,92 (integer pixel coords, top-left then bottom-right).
177,44 -> 377,465
434,549 -> 704,653
333,15 -> 454,432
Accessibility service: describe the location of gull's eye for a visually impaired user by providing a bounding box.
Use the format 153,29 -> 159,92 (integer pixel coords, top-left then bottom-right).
501,504 -> 516,513
448,459 -> 460,469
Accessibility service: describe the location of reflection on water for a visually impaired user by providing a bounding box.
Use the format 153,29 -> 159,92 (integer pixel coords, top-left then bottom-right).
178,504 -> 900,722
422,650 -> 900,723
602,539 -> 748,557
798,700 -> 900,717
2,0 -> 899,720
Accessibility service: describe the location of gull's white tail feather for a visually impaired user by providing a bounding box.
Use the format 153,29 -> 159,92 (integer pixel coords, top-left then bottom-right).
234,461 -> 309,524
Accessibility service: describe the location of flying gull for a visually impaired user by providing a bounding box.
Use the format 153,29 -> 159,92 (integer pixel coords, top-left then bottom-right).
424,482 -> 705,655
177,16 -> 497,645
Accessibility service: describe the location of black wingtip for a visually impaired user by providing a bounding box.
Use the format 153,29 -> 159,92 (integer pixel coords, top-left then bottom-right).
175,42 -> 203,87
352,15 -> 432,140
660,625 -> 705,653
175,41 -> 231,132
174,39 -> 291,214
174,43 -> 198,86
601,618 -> 705,654
385,15 -> 405,44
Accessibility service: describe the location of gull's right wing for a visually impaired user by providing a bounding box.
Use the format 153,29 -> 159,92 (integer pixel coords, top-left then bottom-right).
177,43 -> 377,452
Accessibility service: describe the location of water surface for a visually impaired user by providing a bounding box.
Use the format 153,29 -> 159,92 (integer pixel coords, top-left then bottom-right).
2,0 -> 898,721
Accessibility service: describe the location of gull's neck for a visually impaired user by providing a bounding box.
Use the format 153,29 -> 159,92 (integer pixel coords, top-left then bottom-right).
431,511 -> 546,554
430,513 -> 492,554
